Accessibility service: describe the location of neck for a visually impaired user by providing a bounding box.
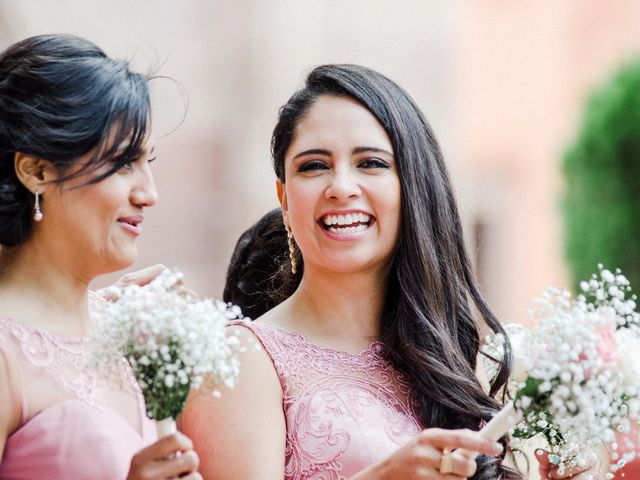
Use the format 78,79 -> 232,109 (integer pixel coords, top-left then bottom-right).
284,262 -> 390,345
0,238 -> 93,336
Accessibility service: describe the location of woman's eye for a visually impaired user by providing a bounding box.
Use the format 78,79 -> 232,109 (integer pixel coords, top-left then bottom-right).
119,161 -> 134,172
359,158 -> 390,169
297,160 -> 329,173
147,156 -> 157,164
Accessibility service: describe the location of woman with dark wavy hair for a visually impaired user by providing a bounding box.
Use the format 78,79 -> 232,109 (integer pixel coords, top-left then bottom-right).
0,34 -> 200,479
190,63 -> 600,479
182,63 -> 525,480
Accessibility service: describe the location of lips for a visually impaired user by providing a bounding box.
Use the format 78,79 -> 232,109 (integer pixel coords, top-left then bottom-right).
117,215 -> 143,236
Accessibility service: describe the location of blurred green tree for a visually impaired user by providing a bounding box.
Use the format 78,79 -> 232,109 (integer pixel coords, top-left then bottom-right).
564,60 -> 640,291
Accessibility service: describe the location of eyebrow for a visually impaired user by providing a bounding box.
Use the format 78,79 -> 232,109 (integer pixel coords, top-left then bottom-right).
293,146 -> 394,160
352,146 -> 394,157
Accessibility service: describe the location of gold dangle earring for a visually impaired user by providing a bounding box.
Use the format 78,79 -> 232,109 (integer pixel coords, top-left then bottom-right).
33,190 -> 43,222
286,225 -> 297,274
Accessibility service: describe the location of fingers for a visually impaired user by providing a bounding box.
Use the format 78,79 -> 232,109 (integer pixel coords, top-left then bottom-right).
546,464 -> 593,480
145,450 -> 200,478
99,265 -> 167,300
536,449 -> 554,475
411,443 -> 477,478
450,452 -> 478,478
128,433 -> 199,479
133,432 -> 194,463
419,428 -> 503,457
536,449 -> 597,480
105,264 -> 199,300
119,264 -> 168,288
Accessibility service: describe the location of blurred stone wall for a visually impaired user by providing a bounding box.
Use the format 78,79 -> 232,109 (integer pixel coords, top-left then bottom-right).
1,0 -> 639,326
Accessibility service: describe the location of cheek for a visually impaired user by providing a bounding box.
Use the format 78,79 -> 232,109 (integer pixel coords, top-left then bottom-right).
64,182 -> 123,227
382,177 -> 402,235
286,182 -> 317,225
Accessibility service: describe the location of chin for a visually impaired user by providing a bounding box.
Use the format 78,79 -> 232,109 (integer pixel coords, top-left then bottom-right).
323,256 -> 379,274
105,250 -> 138,274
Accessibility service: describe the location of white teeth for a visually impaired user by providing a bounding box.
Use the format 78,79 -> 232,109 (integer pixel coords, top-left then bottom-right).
328,224 -> 368,234
322,213 -> 372,227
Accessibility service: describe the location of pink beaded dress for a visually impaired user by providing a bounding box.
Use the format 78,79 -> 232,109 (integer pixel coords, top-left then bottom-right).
0,293 -> 156,480
236,320 -> 423,480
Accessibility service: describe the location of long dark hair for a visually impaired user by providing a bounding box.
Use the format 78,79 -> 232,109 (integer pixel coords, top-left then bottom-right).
271,64 -> 520,480
0,34 -> 151,246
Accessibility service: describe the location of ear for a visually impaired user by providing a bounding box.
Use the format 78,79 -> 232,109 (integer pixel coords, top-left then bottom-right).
14,152 -> 55,194
276,178 -> 290,227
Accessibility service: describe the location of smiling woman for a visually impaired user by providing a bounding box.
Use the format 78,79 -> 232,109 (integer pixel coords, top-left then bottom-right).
278,95 -> 401,276
0,34 -> 200,480
180,65 -> 522,480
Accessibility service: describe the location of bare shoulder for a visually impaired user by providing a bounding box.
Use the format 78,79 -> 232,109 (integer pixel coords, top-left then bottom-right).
179,320 -> 285,479
249,297 -> 297,331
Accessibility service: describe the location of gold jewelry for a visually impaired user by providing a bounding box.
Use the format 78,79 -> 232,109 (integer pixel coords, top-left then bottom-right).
439,448 -> 454,475
286,225 -> 297,274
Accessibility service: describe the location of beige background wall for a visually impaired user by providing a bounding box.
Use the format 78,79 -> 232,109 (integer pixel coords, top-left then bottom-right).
1,0 -> 639,326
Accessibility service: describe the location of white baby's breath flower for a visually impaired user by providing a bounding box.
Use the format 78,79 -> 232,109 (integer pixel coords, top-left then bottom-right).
88,269 -> 244,423
507,265 -> 640,476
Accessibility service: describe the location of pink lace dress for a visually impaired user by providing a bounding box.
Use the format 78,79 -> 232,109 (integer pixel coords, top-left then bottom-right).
236,321 -> 423,480
0,294 -> 157,480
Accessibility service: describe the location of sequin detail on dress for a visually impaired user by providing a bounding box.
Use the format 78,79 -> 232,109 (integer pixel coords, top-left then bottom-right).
235,321 -> 422,480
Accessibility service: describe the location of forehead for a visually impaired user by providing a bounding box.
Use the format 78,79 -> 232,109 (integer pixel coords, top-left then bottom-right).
291,95 -> 392,150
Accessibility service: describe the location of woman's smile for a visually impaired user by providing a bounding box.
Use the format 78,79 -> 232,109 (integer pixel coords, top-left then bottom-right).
318,210 -> 375,239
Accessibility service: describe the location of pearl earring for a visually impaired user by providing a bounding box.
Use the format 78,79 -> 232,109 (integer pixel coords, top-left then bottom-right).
33,190 -> 43,222
286,225 -> 297,274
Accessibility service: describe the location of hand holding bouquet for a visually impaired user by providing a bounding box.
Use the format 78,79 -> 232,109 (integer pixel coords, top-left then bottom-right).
89,269 -> 244,437
480,266 -> 640,478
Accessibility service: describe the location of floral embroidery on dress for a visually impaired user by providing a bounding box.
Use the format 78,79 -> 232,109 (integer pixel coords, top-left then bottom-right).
0,314 -> 101,407
0,291 -> 139,410
234,321 -> 422,480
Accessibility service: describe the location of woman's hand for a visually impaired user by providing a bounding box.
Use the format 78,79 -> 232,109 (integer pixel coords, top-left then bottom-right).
99,264 -> 167,300
536,449 -> 599,480
100,264 -> 198,300
350,428 -> 503,480
127,432 -> 202,480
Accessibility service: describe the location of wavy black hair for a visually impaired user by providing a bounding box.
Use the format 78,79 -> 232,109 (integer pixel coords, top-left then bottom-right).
0,34 -> 151,246
271,64 -> 521,480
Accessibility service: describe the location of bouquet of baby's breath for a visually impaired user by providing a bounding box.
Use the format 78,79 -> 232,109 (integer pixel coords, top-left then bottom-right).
89,269 -> 243,437
479,266 -> 640,478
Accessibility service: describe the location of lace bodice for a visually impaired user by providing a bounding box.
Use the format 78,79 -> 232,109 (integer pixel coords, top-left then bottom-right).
0,292 -> 156,480
235,321 -> 423,480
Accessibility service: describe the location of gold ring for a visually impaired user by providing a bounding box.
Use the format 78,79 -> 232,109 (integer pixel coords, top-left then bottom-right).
439,448 -> 454,475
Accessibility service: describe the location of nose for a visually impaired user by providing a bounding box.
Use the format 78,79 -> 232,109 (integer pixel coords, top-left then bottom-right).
325,166 -> 361,201
131,164 -> 158,208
